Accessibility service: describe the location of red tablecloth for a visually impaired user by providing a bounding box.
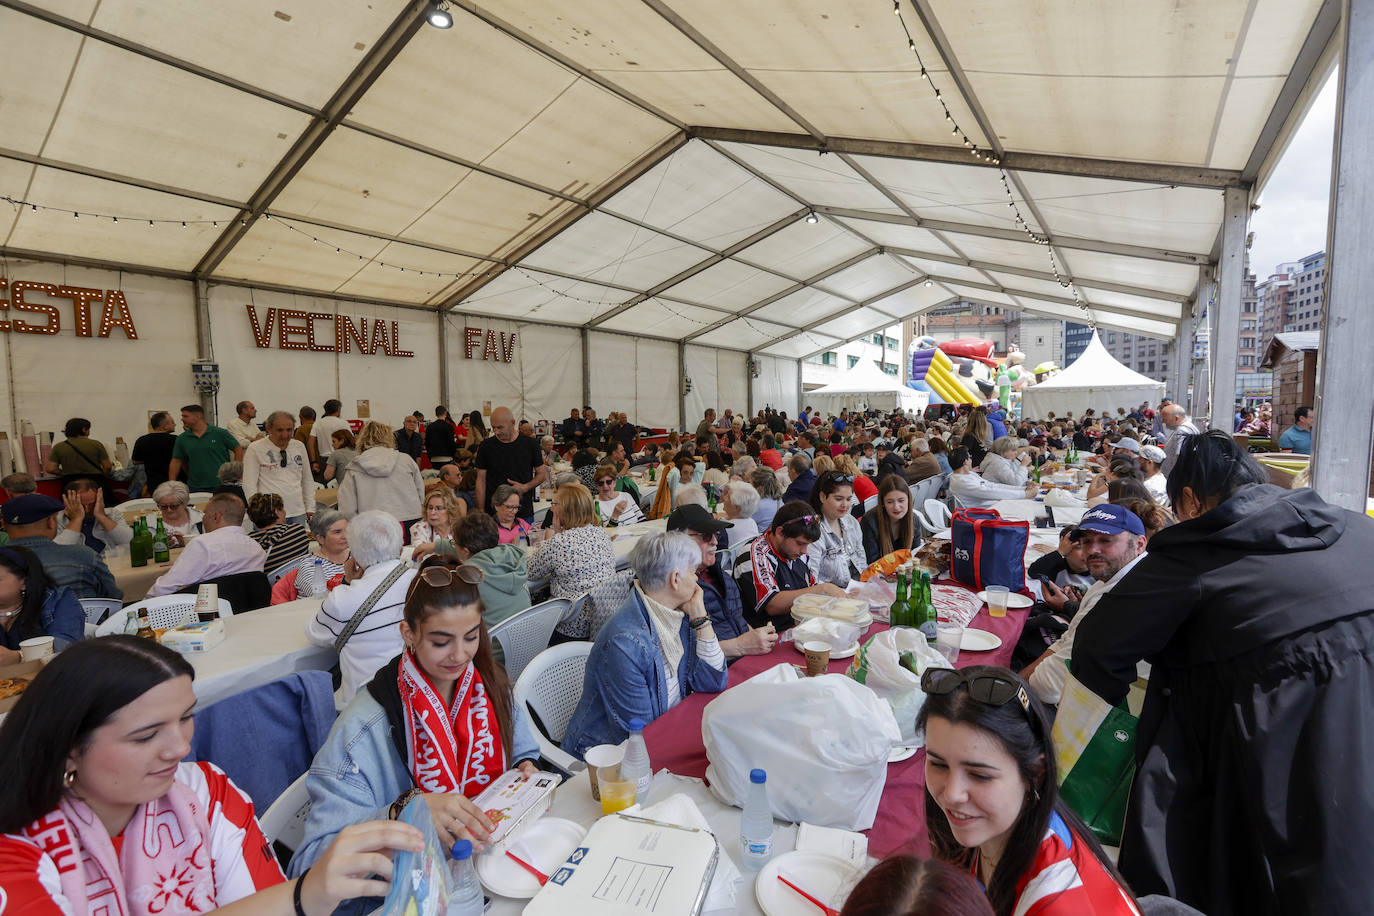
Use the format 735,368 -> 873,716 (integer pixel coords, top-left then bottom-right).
642,592 -> 1029,859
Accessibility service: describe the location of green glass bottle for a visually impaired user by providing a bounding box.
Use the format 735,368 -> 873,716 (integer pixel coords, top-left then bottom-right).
130,517 -> 148,568
153,518 -> 170,563
891,569 -> 908,627
918,571 -> 938,643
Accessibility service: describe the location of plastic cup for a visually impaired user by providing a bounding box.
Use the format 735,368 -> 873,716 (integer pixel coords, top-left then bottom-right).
598,766 -> 637,815
985,586 -> 1010,618
802,641 -> 831,677
935,620 -> 963,665
584,743 -> 625,802
19,636 -> 54,662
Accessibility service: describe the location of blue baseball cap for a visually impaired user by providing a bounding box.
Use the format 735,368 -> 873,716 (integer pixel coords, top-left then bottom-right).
1070,504 -> 1146,540
2,493 -> 65,526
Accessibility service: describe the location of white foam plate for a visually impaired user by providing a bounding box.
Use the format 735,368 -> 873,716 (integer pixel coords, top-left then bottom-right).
792,639 -> 860,660
960,629 -> 1003,652
888,744 -> 919,762
929,528 -> 952,540
475,817 -> 586,899
756,850 -> 864,916
976,590 -> 1033,609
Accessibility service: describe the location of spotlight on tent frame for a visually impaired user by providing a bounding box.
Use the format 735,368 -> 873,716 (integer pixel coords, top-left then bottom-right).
924,280 -> 933,287
426,1 -> 453,28
805,211 -> 819,224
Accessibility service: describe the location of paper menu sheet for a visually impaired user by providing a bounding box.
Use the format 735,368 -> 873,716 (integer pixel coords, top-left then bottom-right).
523,813 -> 718,916
795,822 -> 869,867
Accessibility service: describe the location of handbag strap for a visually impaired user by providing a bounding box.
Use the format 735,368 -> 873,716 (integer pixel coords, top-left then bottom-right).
333,562 -> 410,654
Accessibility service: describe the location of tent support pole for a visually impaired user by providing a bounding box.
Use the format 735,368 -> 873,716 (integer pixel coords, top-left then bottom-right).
795,360 -> 803,420
580,328 -> 591,416
1211,186 -> 1247,432
193,279 -> 217,425
1312,0 -> 1374,510
1172,282 -> 1199,406
438,312 -> 450,410
746,352 -> 755,419
678,342 -> 687,433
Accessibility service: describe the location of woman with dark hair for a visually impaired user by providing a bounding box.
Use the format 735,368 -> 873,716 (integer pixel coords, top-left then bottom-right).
918,666 -> 1141,916
960,408 -> 993,469
246,492 -> 312,572
464,410 -> 488,451
0,637 -> 423,916
1115,498 -> 1176,541
1072,430 -> 1374,914
807,470 -> 866,587
1085,458 -> 1144,505
928,435 -> 953,476
840,856 -> 993,916
0,545 -> 83,660
322,428 -> 357,483
293,557 -> 539,908
861,474 -> 916,564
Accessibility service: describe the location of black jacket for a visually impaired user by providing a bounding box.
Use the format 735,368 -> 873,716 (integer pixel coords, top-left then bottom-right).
394,428 -> 423,461
424,420 -> 456,460
1072,484 -> 1374,914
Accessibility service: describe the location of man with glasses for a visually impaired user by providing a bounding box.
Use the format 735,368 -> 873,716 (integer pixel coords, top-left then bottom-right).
243,410 -> 315,525
668,505 -> 779,660
741,500 -> 848,632
1021,504 -> 1148,706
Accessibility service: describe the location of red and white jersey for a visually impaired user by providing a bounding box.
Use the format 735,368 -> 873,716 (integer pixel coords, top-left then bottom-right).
747,535 -> 815,613
985,811 -> 1141,916
0,761 -> 284,916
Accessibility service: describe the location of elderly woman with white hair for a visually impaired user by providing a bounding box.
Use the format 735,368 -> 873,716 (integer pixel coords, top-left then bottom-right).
271,509 -> 351,604
306,509 -> 416,705
560,531 -> 729,758
721,479 -> 760,550
980,435 -> 1032,487
150,479 -> 203,545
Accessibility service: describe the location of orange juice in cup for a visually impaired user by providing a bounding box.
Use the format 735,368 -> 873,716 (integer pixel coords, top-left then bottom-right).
599,766 -> 637,815
985,585 -> 1010,618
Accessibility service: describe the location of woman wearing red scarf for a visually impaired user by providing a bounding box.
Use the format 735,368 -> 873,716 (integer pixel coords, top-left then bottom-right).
0,637 -> 423,916
291,557 -> 540,915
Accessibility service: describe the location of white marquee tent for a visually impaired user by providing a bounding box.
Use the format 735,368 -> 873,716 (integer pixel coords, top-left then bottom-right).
1021,332 -> 1166,420
0,0 -> 1363,501
806,359 -> 927,416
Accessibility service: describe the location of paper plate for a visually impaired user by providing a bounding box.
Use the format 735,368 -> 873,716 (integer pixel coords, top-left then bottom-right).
792,639 -> 860,660
757,850 -> 864,916
929,528 -> 952,540
888,744 -> 919,762
976,590 -> 1033,609
476,817 -> 587,899
960,629 -> 1003,652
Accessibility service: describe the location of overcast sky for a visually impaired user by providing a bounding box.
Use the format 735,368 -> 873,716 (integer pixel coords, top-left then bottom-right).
1247,71 -> 1337,280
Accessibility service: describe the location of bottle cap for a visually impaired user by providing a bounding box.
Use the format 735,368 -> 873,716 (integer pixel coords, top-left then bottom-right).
451,839 -> 474,860
750,768 -> 767,784
629,717 -> 645,731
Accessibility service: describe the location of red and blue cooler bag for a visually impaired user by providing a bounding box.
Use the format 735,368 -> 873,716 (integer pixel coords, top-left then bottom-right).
949,508 -> 1029,592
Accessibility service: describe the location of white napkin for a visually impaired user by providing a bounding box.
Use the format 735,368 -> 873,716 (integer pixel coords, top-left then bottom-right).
789,616 -> 860,651
624,791 -> 742,911
1044,488 -> 1086,508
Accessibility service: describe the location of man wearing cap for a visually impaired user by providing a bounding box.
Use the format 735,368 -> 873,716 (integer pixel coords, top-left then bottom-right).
1,494 -> 121,599
667,505 -> 779,660
1138,444 -> 1169,506
1022,504 -> 1147,706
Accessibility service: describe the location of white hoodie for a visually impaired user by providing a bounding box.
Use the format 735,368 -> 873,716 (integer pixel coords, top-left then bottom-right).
337,447 -> 424,521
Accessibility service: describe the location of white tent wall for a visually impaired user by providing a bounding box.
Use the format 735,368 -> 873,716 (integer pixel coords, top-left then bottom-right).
441,316 -> 583,423
684,345 -> 751,423
209,285 -> 440,430
587,332 -> 679,430
753,354 -> 800,419
0,258 -> 196,452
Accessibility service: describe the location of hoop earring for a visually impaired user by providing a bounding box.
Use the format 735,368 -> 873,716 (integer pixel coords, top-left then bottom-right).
63,769 -> 77,788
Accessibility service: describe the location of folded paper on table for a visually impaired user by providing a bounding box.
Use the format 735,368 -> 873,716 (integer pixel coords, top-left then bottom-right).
624,792 -> 741,912
523,813 -> 718,916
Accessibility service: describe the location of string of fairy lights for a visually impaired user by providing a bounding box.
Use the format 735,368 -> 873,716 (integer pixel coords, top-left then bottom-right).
889,0 -> 1097,329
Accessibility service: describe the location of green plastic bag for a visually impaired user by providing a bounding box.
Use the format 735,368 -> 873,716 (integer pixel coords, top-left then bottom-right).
1050,672 -> 1138,846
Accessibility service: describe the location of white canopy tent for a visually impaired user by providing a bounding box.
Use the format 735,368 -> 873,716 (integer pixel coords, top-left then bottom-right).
1021,332 -> 1165,419
807,359 -> 927,416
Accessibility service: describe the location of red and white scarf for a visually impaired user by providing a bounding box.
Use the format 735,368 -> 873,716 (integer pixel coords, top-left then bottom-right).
21,779 -> 215,916
398,650 -> 506,798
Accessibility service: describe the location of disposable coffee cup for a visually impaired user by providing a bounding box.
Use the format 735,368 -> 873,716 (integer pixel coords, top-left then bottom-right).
584,743 -> 625,802
19,635 -> 54,662
802,641 -> 832,677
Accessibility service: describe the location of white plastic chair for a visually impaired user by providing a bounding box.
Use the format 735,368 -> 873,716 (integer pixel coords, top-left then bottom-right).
861,494 -> 878,514
78,597 -> 123,626
95,596 -> 233,636
188,492 -> 212,508
513,642 -> 594,775
924,498 -> 952,529
258,772 -> 311,860
488,598 -> 570,683
585,570 -> 635,640
113,497 -> 157,516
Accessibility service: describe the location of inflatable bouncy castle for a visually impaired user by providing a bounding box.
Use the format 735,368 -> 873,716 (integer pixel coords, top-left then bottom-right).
907,337 -> 984,404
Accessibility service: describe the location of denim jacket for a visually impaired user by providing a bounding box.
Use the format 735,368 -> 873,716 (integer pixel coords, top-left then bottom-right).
0,585 -> 84,650
560,589 -> 730,759
289,670 -> 539,915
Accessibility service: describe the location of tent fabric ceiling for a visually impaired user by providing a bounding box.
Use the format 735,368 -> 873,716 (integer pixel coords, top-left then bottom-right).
0,0 -> 1332,355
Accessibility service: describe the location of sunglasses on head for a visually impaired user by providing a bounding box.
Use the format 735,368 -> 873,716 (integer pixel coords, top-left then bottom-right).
921,667 -> 1032,716
406,563 -> 485,601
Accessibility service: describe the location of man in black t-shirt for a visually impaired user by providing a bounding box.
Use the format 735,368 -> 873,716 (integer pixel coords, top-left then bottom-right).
425,406 -> 458,467
131,410 -> 180,492
475,406 -> 544,520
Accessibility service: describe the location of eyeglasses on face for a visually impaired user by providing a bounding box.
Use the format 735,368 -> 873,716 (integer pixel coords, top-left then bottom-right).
157,502 -> 183,511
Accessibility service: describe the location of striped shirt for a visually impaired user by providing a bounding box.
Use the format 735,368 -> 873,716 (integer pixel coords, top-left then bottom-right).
248,522 -> 313,573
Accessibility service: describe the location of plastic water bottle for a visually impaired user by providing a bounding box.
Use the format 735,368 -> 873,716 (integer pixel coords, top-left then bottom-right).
740,768 -> 774,870
620,717 -> 652,800
311,556 -> 327,596
447,840 -> 484,915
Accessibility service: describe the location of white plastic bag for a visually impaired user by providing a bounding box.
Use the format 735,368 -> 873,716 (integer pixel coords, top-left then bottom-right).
845,629 -> 952,744
790,616 -> 861,652
702,663 -> 900,830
